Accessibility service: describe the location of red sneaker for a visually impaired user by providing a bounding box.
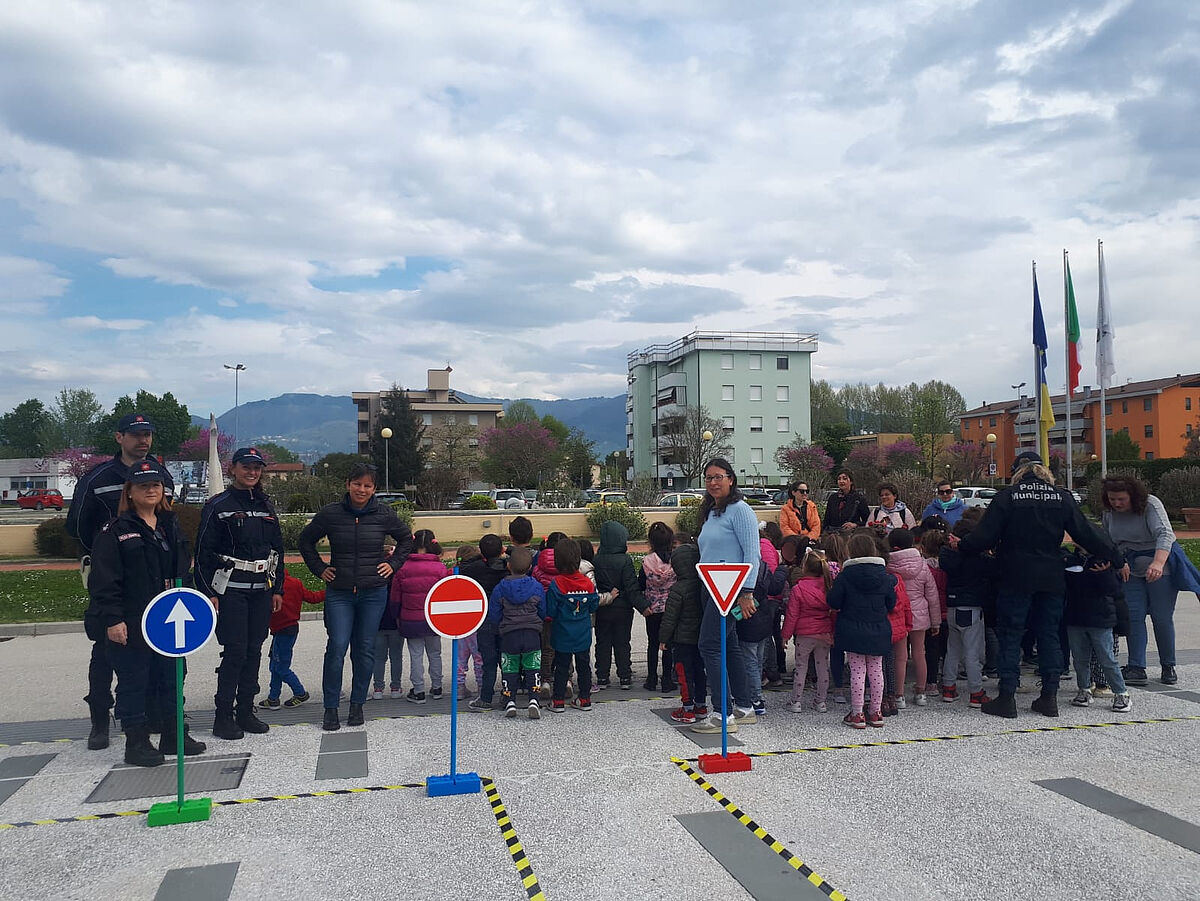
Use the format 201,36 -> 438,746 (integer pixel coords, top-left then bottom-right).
694,705 -> 709,718
941,685 -> 958,703
843,711 -> 867,729
669,706 -> 697,724
571,697 -> 593,711
969,690 -> 990,708
866,710 -> 884,728
551,700 -> 566,713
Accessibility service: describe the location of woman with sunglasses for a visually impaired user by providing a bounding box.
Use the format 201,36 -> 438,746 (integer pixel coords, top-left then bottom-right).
300,462 -> 414,731
779,481 -> 822,540
922,480 -> 967,527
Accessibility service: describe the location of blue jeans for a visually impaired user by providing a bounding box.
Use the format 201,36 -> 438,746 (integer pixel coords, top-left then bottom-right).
1123,576 -> 1177,668
738,638 -> 769,705
996,589 -> 1064,695
1068,626 -> 1127,693
267,631 -> 305,700
322,586 -> 387,708
698,602 -> 752,715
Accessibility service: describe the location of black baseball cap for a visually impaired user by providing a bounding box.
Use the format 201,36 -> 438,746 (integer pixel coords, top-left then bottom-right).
231,447 -> 266,465
118,413 -> 155,433
128,460 -> 165,484
1011,450 -> 1043,474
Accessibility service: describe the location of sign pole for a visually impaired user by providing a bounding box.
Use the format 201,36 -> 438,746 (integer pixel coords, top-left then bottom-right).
719,618 -> 728,758
449,638 -> 459,778
694,561 -> 753,775
175,656 -> 185,811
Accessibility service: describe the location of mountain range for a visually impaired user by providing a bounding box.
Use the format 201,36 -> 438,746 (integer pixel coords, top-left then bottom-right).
192,392 -> 627,461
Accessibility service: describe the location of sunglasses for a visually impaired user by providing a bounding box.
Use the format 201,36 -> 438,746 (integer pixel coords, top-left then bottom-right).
794,489 -> 808,494
938,489 -> 955,495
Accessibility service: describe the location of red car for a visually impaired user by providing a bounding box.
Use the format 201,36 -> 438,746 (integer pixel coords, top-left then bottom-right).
16,488 -> 64,511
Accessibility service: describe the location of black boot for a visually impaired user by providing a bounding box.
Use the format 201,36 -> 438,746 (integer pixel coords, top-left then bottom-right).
981,692 -> 1017,719
323,708 -> 341,731
212,712 -> 244,740
1162,665 -> 1178,685
642,676 -> 657,692
347,703 -> 365,727
159,727 -> 207,756
660,674 -> 677,693
124,725 -> 165,767
236,709 -> 270,734
1031,693 -> 1059,717
87,704 -> 110,751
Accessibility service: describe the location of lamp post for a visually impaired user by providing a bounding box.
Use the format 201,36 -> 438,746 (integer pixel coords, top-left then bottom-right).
701,430 -> 713,490
224,363 -> 246,447
1010,382 -> 1027,449
986,433 -> 997,487
380,427 -> 393,493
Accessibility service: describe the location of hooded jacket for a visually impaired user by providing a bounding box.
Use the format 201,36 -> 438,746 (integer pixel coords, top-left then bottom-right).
888,577 -> 914,643
638,550 -> 675,615
532,547 -> 559,589
593,521 -> 645,612
271,573 -> 325,635
886,547 -> 941,630
922,495 -> 967,526
391,552 -> 449,637
488,575 -> 547,634
781,576 -> 835,642
827,556 -> 897,656
460,555 -> 509,626
299,493 -> 414,592
546,572 -> 601,653
938,545 -> 998,610
1063,553 -> 1130,634
779,498 -> 821,539
659,543 -> 702,647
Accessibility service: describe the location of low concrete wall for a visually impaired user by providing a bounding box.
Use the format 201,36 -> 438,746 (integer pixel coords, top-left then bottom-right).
0,524 -> 37,557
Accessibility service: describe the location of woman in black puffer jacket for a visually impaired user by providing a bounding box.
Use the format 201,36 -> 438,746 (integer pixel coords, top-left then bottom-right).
299,463 -> 414,731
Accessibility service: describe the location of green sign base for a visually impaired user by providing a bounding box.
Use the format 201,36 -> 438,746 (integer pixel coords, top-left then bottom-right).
148,796 -> 213,827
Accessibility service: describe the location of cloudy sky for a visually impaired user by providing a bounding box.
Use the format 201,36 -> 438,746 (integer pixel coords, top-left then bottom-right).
2,0 -> 1197,420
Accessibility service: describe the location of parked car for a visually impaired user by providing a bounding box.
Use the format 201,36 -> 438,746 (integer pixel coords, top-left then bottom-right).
593,490 -> 628,506
375,492 -> 409,505
522,490 -> 539,508
956,486 -> 999,508
447,490 -> 474,510
655,492 -> 698,507
16,488 -> 63,511
489,488 -> 527,509
740,488 -> 775,505
183,488 -> 209,505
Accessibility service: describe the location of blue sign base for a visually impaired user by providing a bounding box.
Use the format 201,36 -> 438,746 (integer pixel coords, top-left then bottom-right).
426,772 -> 482,797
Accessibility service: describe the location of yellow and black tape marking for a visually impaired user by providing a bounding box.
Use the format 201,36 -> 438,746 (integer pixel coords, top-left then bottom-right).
482,777 -> 546,901
683,715 -> 1200,762
672,758 -> 848,901
0,782 -> 425,831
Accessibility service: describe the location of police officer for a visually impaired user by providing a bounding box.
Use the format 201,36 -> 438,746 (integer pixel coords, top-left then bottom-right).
65,412 -> 176,751
949,451 -> 1123,719
194,447 -> 284,740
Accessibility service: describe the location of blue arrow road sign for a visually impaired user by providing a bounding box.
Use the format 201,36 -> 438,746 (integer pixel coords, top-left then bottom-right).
141,587 -> 217,657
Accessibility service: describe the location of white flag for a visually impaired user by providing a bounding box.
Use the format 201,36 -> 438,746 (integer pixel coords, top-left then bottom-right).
1096,240 -> 1116,390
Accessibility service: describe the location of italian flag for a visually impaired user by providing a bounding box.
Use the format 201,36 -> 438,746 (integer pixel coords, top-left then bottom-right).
1065,256 -> 1081,393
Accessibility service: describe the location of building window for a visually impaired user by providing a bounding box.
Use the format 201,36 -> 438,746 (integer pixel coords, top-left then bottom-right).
1144,425 -> 1154,438
421,413 -> 433,426
721,353 -> 733,370
1187,397 -> 1193,411
468,414 -> 478,426
445,415 -> 456,426
776,356 -> 789,370
750,416 -> 763,432
1121,401 -> 1128,414
750,447 -> 764,464
777,386 -> 789,402
1187,424 -> 1194,437
1143,397 -> 1153,412
749,385 -> 762,401
989,416 -> 997,427
722,416 -> 735,431
776,416 -> 790,432
1104,402 -> 1112,416
721,384 -> 734,401
1146,452 -> 1155,460
748,354 -> 762,370
468,438 -> 479,447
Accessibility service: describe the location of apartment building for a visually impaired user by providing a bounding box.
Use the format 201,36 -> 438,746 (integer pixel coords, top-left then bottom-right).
627,330 -> 818,487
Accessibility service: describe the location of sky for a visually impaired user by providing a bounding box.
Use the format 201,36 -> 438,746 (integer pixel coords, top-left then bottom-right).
2,0 -> 1198,420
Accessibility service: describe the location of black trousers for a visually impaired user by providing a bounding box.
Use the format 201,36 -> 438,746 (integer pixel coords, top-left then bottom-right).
764,609 -> 786,679
672,642 -> 707,708
644,613 -> 673,684
86,640 -> 114,710
594,606 -> 634,683
552,650 -> 593,701
107,640 -> 177,730
214,587 -> 271,714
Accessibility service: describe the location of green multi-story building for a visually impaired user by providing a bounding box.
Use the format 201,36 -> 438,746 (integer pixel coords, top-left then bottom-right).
626,331 -> 818,489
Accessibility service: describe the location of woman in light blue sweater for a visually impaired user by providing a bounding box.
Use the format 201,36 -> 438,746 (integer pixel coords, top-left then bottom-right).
691,458 -> 762,734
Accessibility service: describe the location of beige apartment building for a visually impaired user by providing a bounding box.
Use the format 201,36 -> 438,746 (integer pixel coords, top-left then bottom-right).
352,368 -> 504,455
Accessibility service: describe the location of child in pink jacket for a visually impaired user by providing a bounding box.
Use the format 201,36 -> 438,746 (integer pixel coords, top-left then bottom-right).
781,550 -> 835,713
886,529 -> 941,707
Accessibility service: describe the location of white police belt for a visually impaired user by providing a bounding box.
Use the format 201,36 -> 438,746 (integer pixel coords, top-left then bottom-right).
226,580 -> 269,590
219,555 -> 271,573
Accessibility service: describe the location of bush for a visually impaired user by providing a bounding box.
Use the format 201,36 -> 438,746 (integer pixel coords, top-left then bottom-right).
34,517 -> 81,558
390,500 -> 416,531
585,502 -> 648,541
279,514 -> 311,551
1155,467 -> 1200,517
673,496 -> 703,536
885,470 -> 938,512
172,503 -> 203,549
286,493 -> 318,513
462,495 -> 497,510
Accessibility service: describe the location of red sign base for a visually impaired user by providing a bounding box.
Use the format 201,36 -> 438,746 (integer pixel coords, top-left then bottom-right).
697,751 -> 752,774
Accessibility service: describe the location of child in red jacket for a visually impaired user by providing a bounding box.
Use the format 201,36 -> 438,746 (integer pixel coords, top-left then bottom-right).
259,568 -> 325,709
782,551 -> 835,713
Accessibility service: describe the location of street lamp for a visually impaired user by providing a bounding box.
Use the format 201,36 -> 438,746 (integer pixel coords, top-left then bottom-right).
986,432 -> 997,487
224,363 -> 246,447
1011,383 -> 1027,449
380,427 -> 392,492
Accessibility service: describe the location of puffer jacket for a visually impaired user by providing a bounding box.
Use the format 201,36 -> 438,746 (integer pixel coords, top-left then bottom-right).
779,499 -> 821,539
299,494 -> 414,592
827,556 -> 897,656
639,550 -> 675,615
888,577 -> 914,643
532,548 -> 559,589
1063,552 -> 1131,635
781,576 -> 834,641
593,521 -> 645,611
886,547 -> 941,630
546,572 -> 601,653
391,552 -> 449,637
659,543 -> 702,646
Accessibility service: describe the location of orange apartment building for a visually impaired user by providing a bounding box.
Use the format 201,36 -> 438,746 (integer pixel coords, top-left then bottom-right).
959,372 -> 1200,464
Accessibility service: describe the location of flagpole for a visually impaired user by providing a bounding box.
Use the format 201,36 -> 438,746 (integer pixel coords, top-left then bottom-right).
1098,239 -> 1108,477
1063,249 -> 1073,490
1033,261 -> 1043,460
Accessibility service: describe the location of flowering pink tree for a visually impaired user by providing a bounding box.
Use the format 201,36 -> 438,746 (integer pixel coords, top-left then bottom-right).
943,441 -> 992,483
177,429 -> 235,462
774,439 -> 834,488
479,423 -> 560,488
884,438 -> 924,474
44,447 -> 100,481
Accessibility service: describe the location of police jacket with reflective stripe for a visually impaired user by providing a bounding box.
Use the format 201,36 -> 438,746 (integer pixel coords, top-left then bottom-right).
66,455 -> 176,553
194,487 -> 285,596
298,494 -> 414,592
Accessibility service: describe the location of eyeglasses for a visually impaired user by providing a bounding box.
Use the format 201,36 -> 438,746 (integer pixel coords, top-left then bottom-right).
937,489 -> 954,495
703,474 -> 730,483
794,489 -> 808,494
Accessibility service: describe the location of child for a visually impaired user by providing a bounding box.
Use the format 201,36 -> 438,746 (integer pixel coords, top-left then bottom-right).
918,529 -> 949,695
460,534 -> 509,712
488,547 -> 547,718
506,516 -> 538,567
578,538 -> 597,585
259,567 -> 325,710
593,520 -> 645,690
452,545 -> 485,701
828,533 -> 897,728
760,523 -> 789,687
938,516 -> 996,707
736,535 -> 788,716
886,529 -> 941,707
638,521 -> 676,692
781,551 -> 834,713
373,583 -> 405,700
532,532 -> 566,696
779,535 -> 808,587
545,539 -> 601,712
1063,550 -> 1131,712
394,529 -> 449,703
820,531 -> 849,703
659,541 -> 708,723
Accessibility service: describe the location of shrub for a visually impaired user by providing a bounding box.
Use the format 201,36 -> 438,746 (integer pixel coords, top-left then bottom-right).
673,496 -> 703,536
884,470 -> 938,512
390,500 -> 416,531
172,503 -> 203,548
279,514 -> 311,551
286,493 -> 318,513
1155,467 -> 1200,517
34,517 -> 81,558
462,495 -> 497,510
585,502 -> 647,541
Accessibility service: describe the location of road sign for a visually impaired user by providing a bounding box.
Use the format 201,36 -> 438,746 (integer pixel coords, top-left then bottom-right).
141,588 -> 217,658
988,463 -> 998,476
696,563 -> 753,616
424,575 -> 488,640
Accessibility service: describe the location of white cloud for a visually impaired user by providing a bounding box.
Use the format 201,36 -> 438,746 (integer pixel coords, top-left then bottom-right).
61,316 -> 150,331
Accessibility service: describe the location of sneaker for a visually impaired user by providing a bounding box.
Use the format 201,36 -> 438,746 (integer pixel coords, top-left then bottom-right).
881,695 -> 898,717
693,705 -> 709,718
595,680 -> 610,692
843,711 -> 867,730
914,693 -> 927,707
371,688 -> 383,700
504,700 -> 517,718
258,696 -> 281,710
815,701 -> 828,713
430,687 -> 443,700
752,700 -> 767,717
1031,694 -> 1059,717
786,700 -> 803,713
457,686 -> 473,702
765,677 -> 784,689
670,706 -> 697,724
551,700 -> 565,713
283,692 -> 310,708
619,679 -> 632,691
981,693 -> 1018,718
1090,684 -> 1113,698
833,691 -> 847,705
406,689 -> 426,705
527,700 -> 541,720
968,691 -> 990,708
1071,689 -> 1092,707
691,716 -> 738,734
1161,665 -> 1178,685
390,687 -> 403,699
572,698 -> 593,711
894,696 -> 907,710
1112,692 -> 1132,713
941,685 -> 958,703
734,707 -> 757,724
539,684 -> 552,701
866,710 -> 884,728
467,697 -> 490,712
1121,665 -> 1148,686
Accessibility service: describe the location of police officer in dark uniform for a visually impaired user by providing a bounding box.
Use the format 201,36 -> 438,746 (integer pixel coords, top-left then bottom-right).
194,447 -> 284,740
65,412 -> 176,751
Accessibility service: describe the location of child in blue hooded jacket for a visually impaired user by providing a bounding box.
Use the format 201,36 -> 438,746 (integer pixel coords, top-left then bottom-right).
488,546 -> 547,718
545,539 -> 610,712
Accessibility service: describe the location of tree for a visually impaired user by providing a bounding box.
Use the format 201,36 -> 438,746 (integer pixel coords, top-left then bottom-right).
656,405 -> 733,488
539,413 -> 570,444
254,441 -> 299,463
942,441 -> 991,483
845,445 -> 883,493
93,390 -> 192,457
603,450 -> 629,487
371,384 -> 425,488
479,422 -> 559,488
0,400 -> 54,457
1183,421 -> 1200,458
1107,430 -> 1141,461
816,422 -> 853,468
44,447 -> 101,481
884,438 -> 925,474
502,400 -> 539,426
560,427 -> 597,489
421,418 -> 480,504
809,379 -> 848,439
45,388 -> 104,451
774,437 -> 834,488
910,380 -> 965,476
177,429 -> 235,462
316,452 -> 373,482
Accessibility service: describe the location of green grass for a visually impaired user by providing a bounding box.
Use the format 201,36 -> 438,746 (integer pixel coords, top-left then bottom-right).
0,570 -> 90,624
1181,538 -> 1200,568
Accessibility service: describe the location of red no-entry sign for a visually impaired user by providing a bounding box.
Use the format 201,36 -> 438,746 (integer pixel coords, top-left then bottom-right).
424,575 -> 489,639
